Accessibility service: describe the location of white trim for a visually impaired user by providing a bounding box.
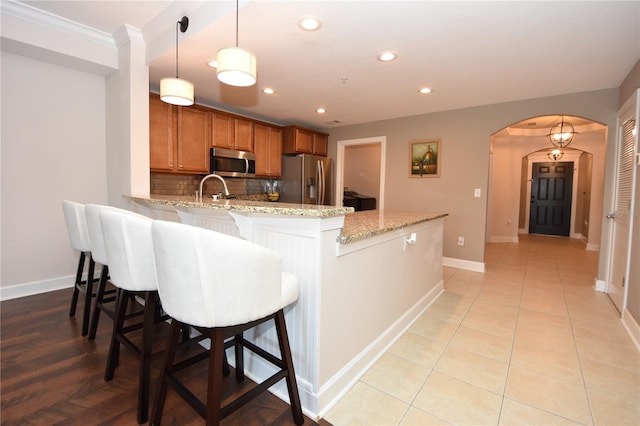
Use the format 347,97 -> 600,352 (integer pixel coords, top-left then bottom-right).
315,282 -> 444,418
525,151 -> 582,237
489,236 -> 519,243
1,0 -> 115,48
443,257 -> 486,273
336,136 -> 386,210
586,243 -> 600,252
621,308 -> 640,352
0,276 -> 74,301
594,278 -> 606,292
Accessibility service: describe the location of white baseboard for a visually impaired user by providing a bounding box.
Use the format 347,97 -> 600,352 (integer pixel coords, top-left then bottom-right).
226,282 -> 445,419
489,236 -> 519,243
518,228 -> 527,234
621,308 -> 640,352
594,279 -> 606,292
443,257 -> 485,273
315,282 -> 445,418
0,276 -> 74,301
586,243 -> 599,251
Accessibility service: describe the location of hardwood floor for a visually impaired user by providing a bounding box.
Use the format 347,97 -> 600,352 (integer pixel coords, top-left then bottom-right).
1,288 -> 331,425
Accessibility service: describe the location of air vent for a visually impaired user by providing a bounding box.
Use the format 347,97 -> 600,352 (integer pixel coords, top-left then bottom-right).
324,120 -> 342,125
527,122 -> 537,126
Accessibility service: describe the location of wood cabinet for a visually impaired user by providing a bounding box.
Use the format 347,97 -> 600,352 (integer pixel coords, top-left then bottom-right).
211,113 -> 254,152
234,118 -> 254,152
254,123 -> 283,177
211,112 -> 234,150
149,95 -> 210,173
283,126 -> 329,155
312,133 -> 328,156
149,95 -> 174,171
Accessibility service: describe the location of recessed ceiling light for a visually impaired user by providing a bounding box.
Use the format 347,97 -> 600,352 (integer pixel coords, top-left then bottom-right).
316,108 -> 326,114
263,88 -> 275,94
207,59 -> 217,68
419,87 -> 432,94
377,51 -> 397,62
298,16 -> 322,31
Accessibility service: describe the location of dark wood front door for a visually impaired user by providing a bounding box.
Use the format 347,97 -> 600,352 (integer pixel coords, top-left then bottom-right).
529,162 -> 573,236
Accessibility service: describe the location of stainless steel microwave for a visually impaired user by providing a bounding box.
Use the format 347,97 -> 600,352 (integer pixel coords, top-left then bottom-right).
210,147 -> 256,178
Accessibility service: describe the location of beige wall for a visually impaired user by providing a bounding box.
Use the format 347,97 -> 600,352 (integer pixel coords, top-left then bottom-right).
344,144 -> 381,201
328,89 -> 619,268
1,51 -> 108,291
619,59 -> 640,109
490,131 -> 605,246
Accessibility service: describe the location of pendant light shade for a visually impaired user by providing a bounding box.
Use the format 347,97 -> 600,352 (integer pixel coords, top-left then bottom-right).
216,47 -> 257,87
546,116 -> 577,148
160,16 -> 194,106
160,77 -> 194,106
547,148 -> 564,161
216,0 -> 257,87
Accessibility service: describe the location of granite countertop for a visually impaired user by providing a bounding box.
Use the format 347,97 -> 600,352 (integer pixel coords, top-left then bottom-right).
128,195 -> 354,218
338,210 -> 448,244
128,195 -> 446,243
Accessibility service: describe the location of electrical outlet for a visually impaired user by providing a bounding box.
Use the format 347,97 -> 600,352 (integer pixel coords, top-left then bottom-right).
457,236 -> 465,246
474,188 -> 481,198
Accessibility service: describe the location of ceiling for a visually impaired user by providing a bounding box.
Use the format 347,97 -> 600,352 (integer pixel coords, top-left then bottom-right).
18,1 -> 640,131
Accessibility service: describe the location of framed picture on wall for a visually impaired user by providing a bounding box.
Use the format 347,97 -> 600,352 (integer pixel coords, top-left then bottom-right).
409,138 -> 441,177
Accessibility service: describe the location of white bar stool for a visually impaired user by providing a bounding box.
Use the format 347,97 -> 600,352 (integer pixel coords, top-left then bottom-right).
62,200 -> 97,336
150,220 -> 304,426
99,209 -> 159,424
85,204 -> 129,340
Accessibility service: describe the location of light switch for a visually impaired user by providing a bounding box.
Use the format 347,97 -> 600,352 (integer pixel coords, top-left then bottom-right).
474,188 -> 481,198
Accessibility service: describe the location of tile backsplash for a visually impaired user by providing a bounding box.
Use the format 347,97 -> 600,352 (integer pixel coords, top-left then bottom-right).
151,173 -> 266,197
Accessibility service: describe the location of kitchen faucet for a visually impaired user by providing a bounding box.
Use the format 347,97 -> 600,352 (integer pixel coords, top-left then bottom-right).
198,174 -> 230,200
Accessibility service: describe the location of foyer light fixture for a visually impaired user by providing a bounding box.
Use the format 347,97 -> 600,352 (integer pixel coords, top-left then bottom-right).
216,0 -> 257,87
546,116 -> 577,148
547,148 -> 564,161
160,16 -> 194,106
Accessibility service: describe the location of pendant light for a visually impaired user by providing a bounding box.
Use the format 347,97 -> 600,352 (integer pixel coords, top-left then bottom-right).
546,116 -> 577,148
216,0 -> 257,87
547,148 -> 564,161
160,16 -> 194,106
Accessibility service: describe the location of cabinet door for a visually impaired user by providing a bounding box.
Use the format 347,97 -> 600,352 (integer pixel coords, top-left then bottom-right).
149,96 -> 175,171
255,124 -> 282,177
268,127 -> 283,176
234,118 -> 254,151
312,133 -> 328,156
212,112 -> 234,149
177,107 -> 210,173
284,127 -> 313,154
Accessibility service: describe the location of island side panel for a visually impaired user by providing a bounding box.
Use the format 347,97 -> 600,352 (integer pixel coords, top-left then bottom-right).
317,217 -> 445,413
228,212 -> 345,416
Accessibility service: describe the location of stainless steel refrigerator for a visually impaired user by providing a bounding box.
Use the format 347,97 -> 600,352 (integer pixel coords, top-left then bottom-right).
280,154 -> 332,205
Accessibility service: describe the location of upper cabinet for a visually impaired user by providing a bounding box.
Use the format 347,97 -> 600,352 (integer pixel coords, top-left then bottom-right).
283,125 -> 329,156
254,123 -> 283,177
211,112 -> 254,152
150,93 -> 330,176
177,106 -> 211,173
149,95 -> 174,171
149,95 -> 210,174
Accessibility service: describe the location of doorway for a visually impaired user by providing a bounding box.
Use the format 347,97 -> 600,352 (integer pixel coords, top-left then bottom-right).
335,136 -> 386,209
529,161 -> 574,236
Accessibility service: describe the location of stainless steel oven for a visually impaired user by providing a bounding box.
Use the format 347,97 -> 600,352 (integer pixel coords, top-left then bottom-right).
210,147 -> 256,178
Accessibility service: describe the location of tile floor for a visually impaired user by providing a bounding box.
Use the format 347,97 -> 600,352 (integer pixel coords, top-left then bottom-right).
325,235 -> 640,425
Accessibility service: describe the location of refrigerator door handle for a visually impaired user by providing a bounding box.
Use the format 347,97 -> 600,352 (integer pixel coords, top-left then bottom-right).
316,160 -> 322,205
320,160 -> 325,205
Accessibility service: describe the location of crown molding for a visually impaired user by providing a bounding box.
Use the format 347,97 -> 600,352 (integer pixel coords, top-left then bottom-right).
1,0 -> 116,48
113,24 -> 145,48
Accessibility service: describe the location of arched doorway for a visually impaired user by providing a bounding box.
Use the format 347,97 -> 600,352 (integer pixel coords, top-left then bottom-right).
487,115 -> 607,250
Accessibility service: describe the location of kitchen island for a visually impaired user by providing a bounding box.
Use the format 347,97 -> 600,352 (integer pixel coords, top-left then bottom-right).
128,195 -> 447,418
